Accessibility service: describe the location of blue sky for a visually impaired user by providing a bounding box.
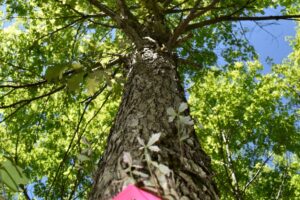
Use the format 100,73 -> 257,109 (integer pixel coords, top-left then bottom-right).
241,8 -> 296,73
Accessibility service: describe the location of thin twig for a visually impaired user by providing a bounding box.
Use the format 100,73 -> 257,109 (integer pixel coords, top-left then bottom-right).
46,101 -> 90,199
243,153 -> 273,192
0,85 -> 65,109
0,80 -> 46,89
33,17 -> 86,43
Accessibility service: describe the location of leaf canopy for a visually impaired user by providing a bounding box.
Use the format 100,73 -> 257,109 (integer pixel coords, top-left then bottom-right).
0,0 -> 299,199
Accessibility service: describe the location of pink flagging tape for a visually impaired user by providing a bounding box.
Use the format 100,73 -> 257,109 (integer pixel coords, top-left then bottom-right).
113,185 -> 161,200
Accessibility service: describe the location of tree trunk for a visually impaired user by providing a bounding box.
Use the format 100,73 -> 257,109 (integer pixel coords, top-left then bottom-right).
89,46 -> 219,200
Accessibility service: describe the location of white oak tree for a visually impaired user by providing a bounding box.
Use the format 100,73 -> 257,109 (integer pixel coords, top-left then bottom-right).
0,0 -> 299,199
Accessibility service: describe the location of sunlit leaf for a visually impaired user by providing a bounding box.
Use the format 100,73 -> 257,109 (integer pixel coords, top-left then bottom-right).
147,133 -> 161,146
178,103 -> 188,113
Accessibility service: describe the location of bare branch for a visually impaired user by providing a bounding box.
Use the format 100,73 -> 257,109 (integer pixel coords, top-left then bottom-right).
243,153 -> 273,192
218,132 -> 238,196
275,169 -> 287,200
1,15 -> 81,21
177,57 -> 203,69
0,102 -> 28,123
254,21 -> 277,40
89,0 -> 144,47
0,85 -> 65,109
20,185 -> 31,200
166,0 -> 189,12
0,80 -> 46,89
71,23 -> 84,60
186,14 -> 300,32
167,0 -> 201,47
47,89 -> 111,199
0,89 -> 15,100
167,0 -> 220,48
87,18 -> 116,28
165,6 -> 219,14
89,0 -> 118,19
46,100 -> 90,199
221,132 -> 243,200
0,59 -> 42,78
117,0 -> 133,19
33,17 -> 85,43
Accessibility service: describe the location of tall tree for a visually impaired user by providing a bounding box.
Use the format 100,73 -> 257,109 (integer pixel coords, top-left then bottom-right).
189,60 -> 300,199
0,0 -> 299,199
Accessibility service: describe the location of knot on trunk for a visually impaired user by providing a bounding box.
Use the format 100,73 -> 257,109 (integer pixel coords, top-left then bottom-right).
141,47 -> 159,61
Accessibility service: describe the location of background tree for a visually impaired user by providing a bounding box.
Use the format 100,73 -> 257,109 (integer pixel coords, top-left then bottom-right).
0,0 -> 299,199
190,59 -> 300,199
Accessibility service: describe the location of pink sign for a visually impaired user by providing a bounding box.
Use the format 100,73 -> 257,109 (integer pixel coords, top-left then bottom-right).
113,185 -> 161,200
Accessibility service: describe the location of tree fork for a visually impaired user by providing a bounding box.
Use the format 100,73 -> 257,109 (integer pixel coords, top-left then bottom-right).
89,46 -> 219,199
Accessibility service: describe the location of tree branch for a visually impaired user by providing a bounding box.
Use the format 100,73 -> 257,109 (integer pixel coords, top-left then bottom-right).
242,153 -> 273,192
117,0 -> 136,20
186,14 -> 300,32
166,0 -> 189,12
275,169 -> 287,200
47,90 -> 111,199
177,57 -> 203,69
20,185 -> 31,200
0,85 -> 65,109
87,18 -> 116,28
167,0 -> 220,48
221,132 -> 243,200
140,0 -> 164,22
0,80 -> 46,89
46,100 -> 90,199
89,0 -> 144,47
0,89 -> 15,100
33,17 -> 86,43
88,0 -> 118,19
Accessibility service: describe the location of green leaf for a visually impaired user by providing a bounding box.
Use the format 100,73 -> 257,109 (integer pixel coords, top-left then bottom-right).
137,137 -> 145,146
67,73 -> 84,91
147,132 -> 161,146
0,160 -> 29,192
148,145 -> 160,152
178,103 -> 188,113
86,77 -> 99,95
179,116 -> 194,125
71,62 -> 82,69
77,154 -> 90,162
158,164 -> 171,176
122,152 -> 132,165
167,107 -> 176,117
45,64 -> 67,82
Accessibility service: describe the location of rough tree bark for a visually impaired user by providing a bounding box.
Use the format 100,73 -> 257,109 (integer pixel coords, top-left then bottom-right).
89,44 -> 219,199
